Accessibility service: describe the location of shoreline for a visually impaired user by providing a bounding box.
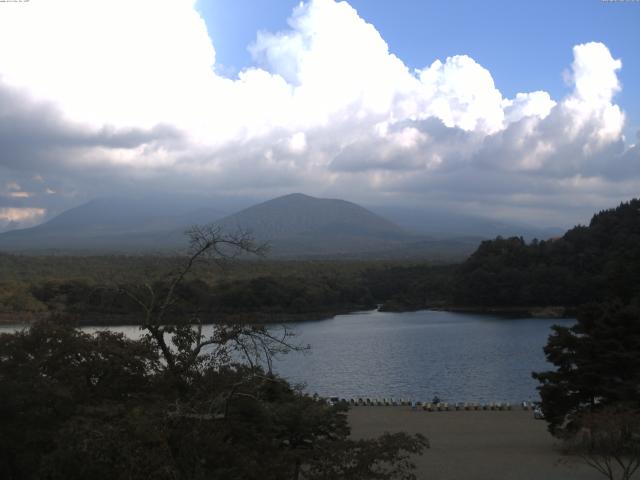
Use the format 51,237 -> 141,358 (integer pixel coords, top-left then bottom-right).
0,307 -> 362,327
381,304 -> 575,319
0,304 -> 575,327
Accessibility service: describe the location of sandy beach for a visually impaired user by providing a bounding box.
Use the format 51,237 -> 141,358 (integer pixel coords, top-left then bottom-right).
349,407 -> 601,480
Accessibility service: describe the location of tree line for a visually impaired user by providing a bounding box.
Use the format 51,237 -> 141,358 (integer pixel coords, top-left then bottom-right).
453,199 -> 640,308
0,257 -> 452,323
0,226 -> 427,480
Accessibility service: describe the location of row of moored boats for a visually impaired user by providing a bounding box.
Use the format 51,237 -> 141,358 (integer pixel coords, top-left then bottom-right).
328,397 -> 540,411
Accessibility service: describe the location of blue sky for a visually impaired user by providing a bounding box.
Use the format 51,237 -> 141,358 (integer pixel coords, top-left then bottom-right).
198,0 -> 640,140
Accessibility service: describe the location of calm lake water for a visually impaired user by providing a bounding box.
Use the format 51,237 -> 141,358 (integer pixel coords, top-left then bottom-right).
0,309 -> 573,403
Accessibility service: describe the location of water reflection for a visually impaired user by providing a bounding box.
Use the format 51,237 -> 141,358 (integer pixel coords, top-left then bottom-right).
0,309 -> 573,403
269,309 -> 573,403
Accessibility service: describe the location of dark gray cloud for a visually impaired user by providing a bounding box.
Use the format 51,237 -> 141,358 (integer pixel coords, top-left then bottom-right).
1,68 -> 638,231
0,12 -> 637,232
0,82 -> 185,173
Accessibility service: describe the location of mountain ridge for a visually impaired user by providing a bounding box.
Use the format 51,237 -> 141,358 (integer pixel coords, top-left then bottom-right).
0,193 -> 558,258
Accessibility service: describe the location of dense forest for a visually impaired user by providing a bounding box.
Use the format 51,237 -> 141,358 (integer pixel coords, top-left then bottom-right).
0,256 -> 435,323
1,199 -> 640,477
452,199 -> 640,308
1,199 -> 639,323
528,202 -> 640,461
368,199 -> 640,313
0,227 -> 427,479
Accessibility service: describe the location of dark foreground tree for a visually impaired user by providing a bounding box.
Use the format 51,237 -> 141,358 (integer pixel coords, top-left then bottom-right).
533,301 -> 640,478
533,302 -> 640,436
0,225 -> 427,480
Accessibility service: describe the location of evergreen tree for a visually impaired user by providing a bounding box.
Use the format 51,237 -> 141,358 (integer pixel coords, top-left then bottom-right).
533,302 -> 640,436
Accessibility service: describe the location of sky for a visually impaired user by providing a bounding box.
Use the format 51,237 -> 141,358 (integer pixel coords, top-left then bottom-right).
0,0 -> 639,231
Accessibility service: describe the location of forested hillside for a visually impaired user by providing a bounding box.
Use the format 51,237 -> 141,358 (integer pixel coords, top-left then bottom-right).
452,199 -> 640,307
367,199 -> 640,312
0,257 -> 407,323
2,199 -> 638,322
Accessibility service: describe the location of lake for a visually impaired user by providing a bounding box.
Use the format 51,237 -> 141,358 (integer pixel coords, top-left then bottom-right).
0,309 -> 573,404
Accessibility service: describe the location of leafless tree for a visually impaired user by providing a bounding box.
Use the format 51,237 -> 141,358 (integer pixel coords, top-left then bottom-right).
566,405 -> 640,480
121,225 -> 304,383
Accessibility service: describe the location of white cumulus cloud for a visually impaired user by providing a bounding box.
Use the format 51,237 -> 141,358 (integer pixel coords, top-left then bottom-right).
0,207 -> 46,230
0,0 -> 636,225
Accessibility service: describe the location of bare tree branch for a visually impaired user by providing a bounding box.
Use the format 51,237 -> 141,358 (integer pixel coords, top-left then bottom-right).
117,224 -> 303,387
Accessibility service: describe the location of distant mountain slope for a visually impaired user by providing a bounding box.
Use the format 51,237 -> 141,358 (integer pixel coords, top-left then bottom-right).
0,197 -> 225,252
214,193 -> 417,256
370,205 -> 563,240
218,193 -> 403,237
0,193 -> 507,259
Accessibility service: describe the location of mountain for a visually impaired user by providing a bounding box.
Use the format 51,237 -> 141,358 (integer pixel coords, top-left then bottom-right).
214,193 -> 419,256
0,197 -> 226,253
0,193 -> 478,258
0,193 -> 517,259
369,205 -> 564,240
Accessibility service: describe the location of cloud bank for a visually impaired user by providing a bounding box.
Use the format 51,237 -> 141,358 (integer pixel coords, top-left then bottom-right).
0,0 -> 637,228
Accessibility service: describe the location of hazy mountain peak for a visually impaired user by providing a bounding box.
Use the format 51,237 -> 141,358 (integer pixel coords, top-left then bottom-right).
217,193 -> 405,239
0,193 -> 486,259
